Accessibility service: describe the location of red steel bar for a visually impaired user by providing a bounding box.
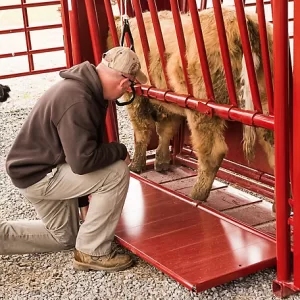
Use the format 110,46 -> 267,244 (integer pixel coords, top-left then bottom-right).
199,0 -> 207,10
21,0 -> 34,72
293,0 -> 300,288
256,0 -> 274,115
234,0 -> 262,113
148,0 -> 171,89
83,0 -> 118,143
188,0 -> 214,101
0,24 -> 62,35
131,0 -> 153,84
117,0 -> 134,18
169,0 -> 193,95
84,0 -> 104,64
0,67 -> 64,80
104,0 -> 119,47
175,154 -> 275,200
69,0 -> 81,64
179,0 -> 188,13
273,0 -> 291,285
181,146 -> 275,187
135,85 -> 274,130
212,0 -> 238,107
0,46 -> 64,59
117,0 -> 133,47
0,1 -> 61,10
60,0 -> 73,68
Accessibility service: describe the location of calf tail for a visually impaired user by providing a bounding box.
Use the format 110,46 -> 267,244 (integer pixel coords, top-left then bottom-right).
241,53 -> 260,162
241,13 -> 273,163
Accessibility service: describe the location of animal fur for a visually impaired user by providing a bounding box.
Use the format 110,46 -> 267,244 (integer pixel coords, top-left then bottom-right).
107,6 -> 274,202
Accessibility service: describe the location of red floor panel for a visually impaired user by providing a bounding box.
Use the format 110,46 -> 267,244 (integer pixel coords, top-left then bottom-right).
116,176 -> 276,292
223,202 -> 275,226
161,176 -> 227,192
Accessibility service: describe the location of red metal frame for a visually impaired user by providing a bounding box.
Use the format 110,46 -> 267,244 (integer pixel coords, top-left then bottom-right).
293,0 -> 300,291
1,0 -> 299,297
0,0 -> 70,79
272,0 -> 293,296
212,0 -> 239,106
83,1 -> 298,296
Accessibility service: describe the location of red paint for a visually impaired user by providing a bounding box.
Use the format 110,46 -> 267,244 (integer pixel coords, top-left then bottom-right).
116,177 -> 276,292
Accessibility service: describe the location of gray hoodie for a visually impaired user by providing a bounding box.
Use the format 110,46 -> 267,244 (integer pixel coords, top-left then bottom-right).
6,61 -> 127,189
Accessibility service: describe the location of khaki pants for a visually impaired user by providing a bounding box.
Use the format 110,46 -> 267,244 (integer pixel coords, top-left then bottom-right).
0,160 -> 130,256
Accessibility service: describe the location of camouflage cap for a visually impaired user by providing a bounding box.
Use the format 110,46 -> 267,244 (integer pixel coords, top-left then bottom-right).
101,46 -> 148,84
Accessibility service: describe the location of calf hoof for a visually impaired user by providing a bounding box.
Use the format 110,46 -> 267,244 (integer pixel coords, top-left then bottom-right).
154,162 -> 170,172
190,186 -> 210,202
129,162 -> 145,174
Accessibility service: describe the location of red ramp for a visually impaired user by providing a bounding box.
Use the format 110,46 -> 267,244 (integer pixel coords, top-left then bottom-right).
116,175 -> 276,292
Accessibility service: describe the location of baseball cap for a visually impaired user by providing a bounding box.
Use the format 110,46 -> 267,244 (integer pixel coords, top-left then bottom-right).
101,46 -> 148,84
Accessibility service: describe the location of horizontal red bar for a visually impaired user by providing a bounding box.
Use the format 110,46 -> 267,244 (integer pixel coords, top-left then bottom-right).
0,46 -> 64,59
136,85 -> 274,130
0,24 -> 62,35
0,67 -> 65,80
0,1 -> 60,10
181,146 -> 275,187
175,154 -> 274,200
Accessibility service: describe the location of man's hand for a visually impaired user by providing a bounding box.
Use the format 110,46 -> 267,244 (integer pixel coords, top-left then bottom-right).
124,152 -> 131,165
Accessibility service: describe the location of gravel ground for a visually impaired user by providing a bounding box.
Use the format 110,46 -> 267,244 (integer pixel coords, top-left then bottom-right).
0,73 -> 299,300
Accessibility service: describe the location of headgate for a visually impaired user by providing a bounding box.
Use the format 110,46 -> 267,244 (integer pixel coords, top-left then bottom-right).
63,0 -> 298,297
1,0 -> 299,297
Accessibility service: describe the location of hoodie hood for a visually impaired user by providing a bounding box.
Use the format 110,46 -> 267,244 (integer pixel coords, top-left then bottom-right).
59,61 -> 107,108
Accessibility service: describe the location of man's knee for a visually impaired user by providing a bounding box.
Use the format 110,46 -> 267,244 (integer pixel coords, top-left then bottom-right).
52,230 -> 77,250
114,160 -> 130,181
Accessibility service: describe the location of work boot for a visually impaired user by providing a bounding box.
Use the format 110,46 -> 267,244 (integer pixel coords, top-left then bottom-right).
73,249 -> 133,272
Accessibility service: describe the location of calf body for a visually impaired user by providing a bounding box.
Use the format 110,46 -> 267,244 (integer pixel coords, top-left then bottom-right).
108,7 -> 274,202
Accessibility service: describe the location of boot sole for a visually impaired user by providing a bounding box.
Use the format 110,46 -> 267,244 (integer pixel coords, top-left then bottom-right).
73,259 -> 133,272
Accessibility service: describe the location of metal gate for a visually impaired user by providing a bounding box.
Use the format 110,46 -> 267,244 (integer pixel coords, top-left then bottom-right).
62,0 -> 299,297
0,0 -> 71,79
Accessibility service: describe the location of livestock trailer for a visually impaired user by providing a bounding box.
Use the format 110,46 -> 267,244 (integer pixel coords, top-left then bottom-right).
0,0 -> 299,298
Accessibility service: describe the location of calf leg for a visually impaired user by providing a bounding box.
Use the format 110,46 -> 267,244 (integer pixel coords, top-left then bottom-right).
186,111 -> 228,201
155,115 -> 183,172
125,95 -> 155,173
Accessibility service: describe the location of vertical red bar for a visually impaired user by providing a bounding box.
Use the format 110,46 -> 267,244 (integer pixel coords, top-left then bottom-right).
21,0 -> 34,72
256,0 -> 274,115
293,0 -> 300,288
84,0 -> 104,64
148,0 -> 170,89
117,0 -> 134,47
178,0 -> 188,13
212,0 -> 238,106
188,0 -> 214,101
200,0 -> 207,10
104,0 -> 119,47
274,0 -> 291,283
69,0 -> 81,64
117,0 -> 134,17
60,0 -> 73,68
234,0 -> 262,113
84,0 -> 118,143
169,0 -> 193,95
131,0 -> 153,84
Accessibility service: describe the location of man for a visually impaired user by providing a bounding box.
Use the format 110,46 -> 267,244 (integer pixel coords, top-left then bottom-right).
1,46 -> 147,272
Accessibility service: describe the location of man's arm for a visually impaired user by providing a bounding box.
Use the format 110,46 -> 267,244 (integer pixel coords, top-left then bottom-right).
57,102 -> 127,174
